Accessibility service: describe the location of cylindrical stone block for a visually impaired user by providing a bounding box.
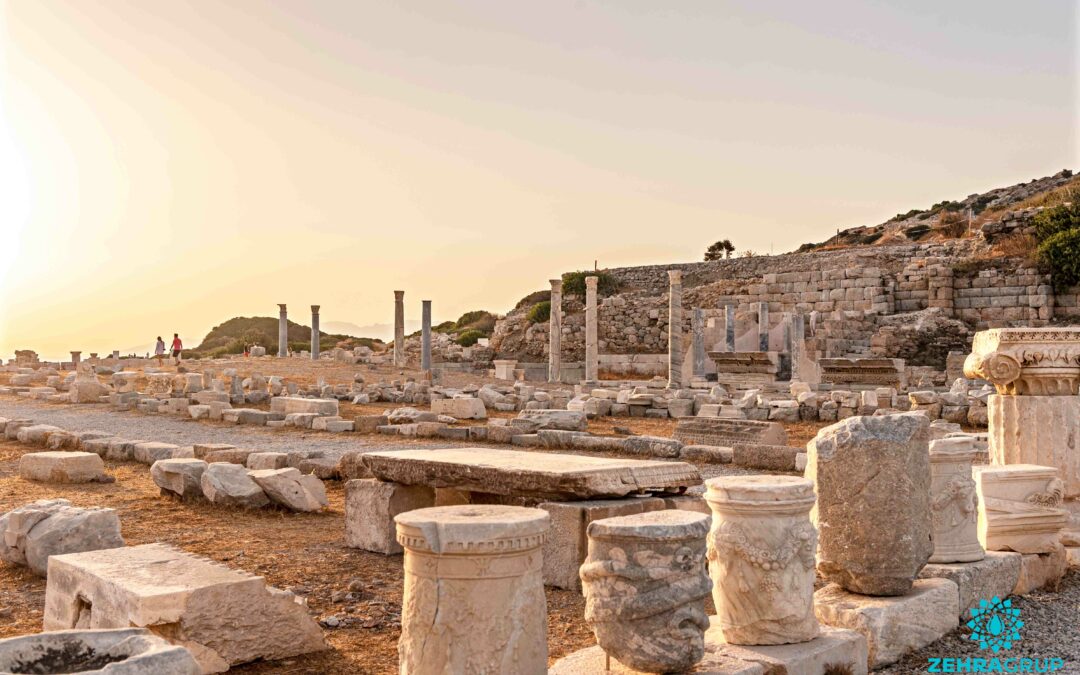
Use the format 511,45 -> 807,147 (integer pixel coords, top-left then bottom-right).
929,438 -> 984,563
549,279 -> 563,383
580,510 -> 711,673
667,270 -> 683,389
393,290 -> 406,367
585,276 -> 599,383
705,475 -> 819,645
396,505 -> 550,675
421,300 -> 432,372
277,304 -> 288,357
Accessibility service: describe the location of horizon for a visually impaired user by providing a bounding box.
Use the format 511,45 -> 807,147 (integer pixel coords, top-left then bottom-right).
2,1 -> 1077,359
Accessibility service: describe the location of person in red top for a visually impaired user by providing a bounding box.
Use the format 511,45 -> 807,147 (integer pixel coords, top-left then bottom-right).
171,333 -> 183,364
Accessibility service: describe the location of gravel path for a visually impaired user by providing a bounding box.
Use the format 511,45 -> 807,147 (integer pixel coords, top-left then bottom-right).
0,399 -> 461,458
879,569 -> 1080,673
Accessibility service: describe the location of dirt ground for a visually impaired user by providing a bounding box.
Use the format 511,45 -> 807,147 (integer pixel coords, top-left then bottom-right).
0,438 -> 595,674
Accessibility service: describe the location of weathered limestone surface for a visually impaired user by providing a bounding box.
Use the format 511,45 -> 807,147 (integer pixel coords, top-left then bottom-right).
516,409 -> 588,431
549,279 -> 563,382
1013,546 -> 1068,594
815,578 -> 959,668
393,290 -> 405,367
673,418 -> 787,447
200,463 -> 269,508
133,442 -> 180,465
987,396 -> 1080,500
706,476 -> 819,645
919,552 -> 1023,620
16,424 -> 63,446
19,452 -> 108,484
808,413 -> 933,596
277,303 -> 288,357
396,505 -> 550,675
0,628 -> 201,675
929,437 -> 984,563
667,270 -> 684,389
964,327 -> 1080,396
974,464 -> 1067,554
431,397 -> 487,419
585,276 -> 599,382
345,479 -> 435,554
151,459 -> 207,500
44,544 -> 326,673
540,497 -> 666,590
249,468 -> 328,512
269,396 -> 339,417
362,448 -> 701,500
0,499 -> 124,576
581,510 -> 711,673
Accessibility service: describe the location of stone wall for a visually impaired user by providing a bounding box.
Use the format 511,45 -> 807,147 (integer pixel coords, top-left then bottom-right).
492,239 -> 1080,368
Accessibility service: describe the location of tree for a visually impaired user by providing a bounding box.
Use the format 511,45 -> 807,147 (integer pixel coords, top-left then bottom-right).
704,239 -> 736,261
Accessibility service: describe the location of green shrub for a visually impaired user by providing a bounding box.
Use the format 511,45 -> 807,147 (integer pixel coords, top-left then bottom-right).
893,209 -> 923,221
526,301 -> 550,323
562,270 -> 619,297
513,290 -> 551,310
433,320 -> 456,333
1038,227 -> 1080,291
1033,202 -> 1080,243
456,329 -> 485,347
904,224 -> 931,240
861,231 -> 884,245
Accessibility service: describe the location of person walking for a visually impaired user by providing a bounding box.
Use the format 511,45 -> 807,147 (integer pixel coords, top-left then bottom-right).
154,336 -> 166,365
171,333 -> 183,364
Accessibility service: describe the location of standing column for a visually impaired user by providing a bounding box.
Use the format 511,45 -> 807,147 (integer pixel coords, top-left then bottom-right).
310,305 -> 321,360
757,302 -> 770,352
70,351 -> 81,368
393,290 -> 405,367
396,505 -> 551,674
691,308 -> 706,378
667,270 -> 683,389
277,304 -> 288,357
585,276 -> 599,383
548,279 -> 563,383
724,304 -> 736,352
790,312 -> 804,382
421,300 -> 432,373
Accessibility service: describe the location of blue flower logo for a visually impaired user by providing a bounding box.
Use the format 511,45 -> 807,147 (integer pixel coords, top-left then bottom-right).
967,596 -> 1023,652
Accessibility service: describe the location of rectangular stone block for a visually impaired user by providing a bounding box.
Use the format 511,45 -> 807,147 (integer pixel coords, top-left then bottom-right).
919,552 -> 1022,620
1013,546 -> 1068,595
815,578 -> 959,668
269,396 -> 339,416
132,442 -> 179,465
344,479 -> 434,554
539,497 -> 665,591
192,443 -> 236,459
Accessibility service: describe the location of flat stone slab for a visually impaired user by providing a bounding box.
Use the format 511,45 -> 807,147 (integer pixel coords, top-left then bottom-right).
919,552 -> 1022,620
815,578 -> 958,668
269,396 -> 339,416
18,452 -> 108,484
550,622 -> 867,674
673,417 -> 787,447
44,543 -> 325,672
362,448 -> 702,500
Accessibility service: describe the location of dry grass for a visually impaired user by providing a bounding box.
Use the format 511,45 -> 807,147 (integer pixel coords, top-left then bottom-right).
983,175 -> 1080,215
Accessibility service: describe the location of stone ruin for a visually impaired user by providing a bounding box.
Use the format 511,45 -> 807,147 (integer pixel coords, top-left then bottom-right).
0,628 -> 200,675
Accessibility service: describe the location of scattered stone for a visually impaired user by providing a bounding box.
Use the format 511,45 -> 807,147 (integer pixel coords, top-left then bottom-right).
0,499 -> 124,576
248,468 -> 328,512
201,463 -> 270,508
18,452 -> 110,484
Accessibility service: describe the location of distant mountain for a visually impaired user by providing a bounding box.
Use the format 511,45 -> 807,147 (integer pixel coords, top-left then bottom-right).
188,316 -> 383,358
323,320 -> 421,342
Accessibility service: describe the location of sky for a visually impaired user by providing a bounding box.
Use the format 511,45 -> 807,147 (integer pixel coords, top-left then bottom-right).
0,0 -> 1076,360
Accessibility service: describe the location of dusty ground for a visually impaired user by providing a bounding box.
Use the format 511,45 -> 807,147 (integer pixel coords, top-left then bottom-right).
0,438 -> 596,674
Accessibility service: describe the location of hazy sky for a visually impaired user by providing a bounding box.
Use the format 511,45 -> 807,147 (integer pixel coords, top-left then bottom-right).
1,1 -> 1076,359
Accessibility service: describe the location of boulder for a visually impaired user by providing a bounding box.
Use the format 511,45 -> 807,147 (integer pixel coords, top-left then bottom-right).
133,442 -> 180,464
150,459 -> 208,500
0,499 -> 124,576
248,468 -> 328,512
808,413 -> 933,596
16,424 -> 64,446
201,463 -> 270,508
516,409 -> 588,431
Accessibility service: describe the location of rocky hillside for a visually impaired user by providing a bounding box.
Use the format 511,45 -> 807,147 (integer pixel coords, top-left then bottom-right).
190,317 -> 382,358
802,169 -> 1077,251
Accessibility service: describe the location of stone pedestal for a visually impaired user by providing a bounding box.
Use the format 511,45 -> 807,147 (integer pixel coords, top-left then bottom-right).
345,479 -> 435,554
808,413 -> 933,596
988,394 -> 1079,499
929,437 -> 984,563
396,505 -> 550,675
549,279 -> 563,383
580,510 -> 711,673
309,305 -> 320,360
277,304 -> 288,357
70,351 -> 81,367
585,276 -> 599,383
394,290 -> 405,367
705,475 -> 819,645
667,270 -> 683,389
974,464 -> 1067,554
421,300 -> 432,372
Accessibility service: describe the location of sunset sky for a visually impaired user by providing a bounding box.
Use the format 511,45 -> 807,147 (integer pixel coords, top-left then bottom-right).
1,1 -> 1076,360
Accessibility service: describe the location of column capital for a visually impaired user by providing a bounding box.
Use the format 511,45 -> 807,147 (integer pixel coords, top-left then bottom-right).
394,290 -> 405,300
585,276 -> 598,289
278,303 -> 287,312
667,269 -> 682,284
311,305 -> 320,313
549,279 -> 563,292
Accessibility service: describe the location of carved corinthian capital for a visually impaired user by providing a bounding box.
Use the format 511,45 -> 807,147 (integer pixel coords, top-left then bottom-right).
964,328 -> 1080,396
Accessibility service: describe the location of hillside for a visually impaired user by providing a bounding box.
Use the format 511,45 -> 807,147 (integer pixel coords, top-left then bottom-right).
800,169 -> 1077,251
189,316 -> 383,358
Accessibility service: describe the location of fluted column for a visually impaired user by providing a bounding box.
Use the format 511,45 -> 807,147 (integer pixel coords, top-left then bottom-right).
585,276 -> 599,383
548,279 -> 563,383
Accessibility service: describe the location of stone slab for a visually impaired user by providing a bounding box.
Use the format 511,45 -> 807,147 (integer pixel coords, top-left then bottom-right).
18,452 -> 107,484
814,578 -> 958,668
344,479 -> 434,554
361,448 -> 701,500
919,552 -> 1022,620
673,417 -> 788,447
1013,546 -> 1068,594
